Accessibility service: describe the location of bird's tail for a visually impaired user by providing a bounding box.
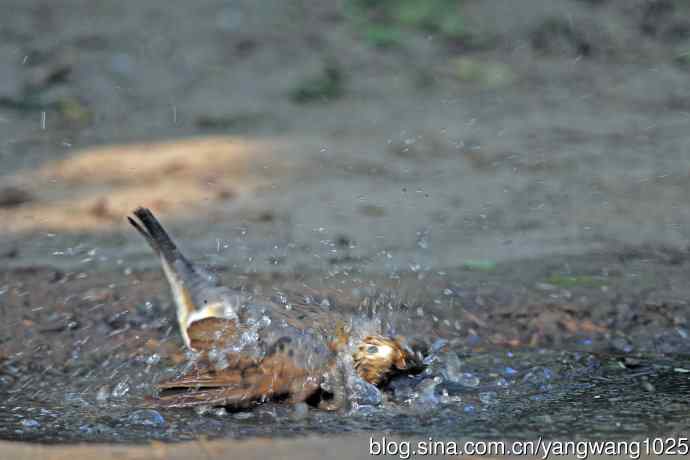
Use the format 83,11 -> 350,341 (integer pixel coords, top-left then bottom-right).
127,207 -> 185,267
128,207 -> 201,346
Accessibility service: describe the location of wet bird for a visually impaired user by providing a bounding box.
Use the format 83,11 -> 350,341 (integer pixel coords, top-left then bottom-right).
128,207 -> 423,409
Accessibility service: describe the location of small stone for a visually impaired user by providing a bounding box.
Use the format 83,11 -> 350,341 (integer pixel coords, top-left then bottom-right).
127,409 -> 165,427
20,419 -> 40,429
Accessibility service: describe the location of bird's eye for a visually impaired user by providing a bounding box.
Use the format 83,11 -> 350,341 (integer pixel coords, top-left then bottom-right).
367,345 -> 378,354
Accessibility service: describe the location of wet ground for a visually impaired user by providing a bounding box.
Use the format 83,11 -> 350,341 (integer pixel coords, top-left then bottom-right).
1,0 -> 690,454
1,248 -> 689,443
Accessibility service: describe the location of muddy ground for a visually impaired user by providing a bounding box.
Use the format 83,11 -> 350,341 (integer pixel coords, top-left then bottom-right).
1,0 -> 690,457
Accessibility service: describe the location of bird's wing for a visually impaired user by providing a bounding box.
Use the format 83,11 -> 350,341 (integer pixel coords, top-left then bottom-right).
151,340 -> 326,409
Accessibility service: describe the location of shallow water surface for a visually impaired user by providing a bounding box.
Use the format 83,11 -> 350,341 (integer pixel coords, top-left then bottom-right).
2,253 -> 690,444
2,348 -> 689,443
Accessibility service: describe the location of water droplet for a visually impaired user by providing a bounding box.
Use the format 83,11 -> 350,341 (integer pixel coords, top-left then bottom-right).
442,353 -> 464,383
495,377 -> 510,387
291,402 -> 310,419
416,378 -> 441,405
457,372 -> 480,388
96,385 -> 110,402
479,391 -> 498,405
431,339 -> 449,353
194,405 -> 212,416
274,293 -> 288,304
522,367 -> 553,385
64,392 -> 89,406
111,381 -> 130,398
146,353 -> 160,365
416,227 -> 431,250
350,378 -> 382,407
208,348 -> 230,370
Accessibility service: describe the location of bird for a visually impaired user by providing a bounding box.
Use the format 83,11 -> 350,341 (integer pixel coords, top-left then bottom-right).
128,207 -> 424,409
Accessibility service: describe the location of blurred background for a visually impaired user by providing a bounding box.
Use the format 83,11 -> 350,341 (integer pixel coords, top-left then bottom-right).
1,0 -> 689,274
2,0 -> 690,450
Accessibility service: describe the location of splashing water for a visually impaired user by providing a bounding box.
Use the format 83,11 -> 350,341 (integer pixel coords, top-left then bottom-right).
2,343 -> 690,443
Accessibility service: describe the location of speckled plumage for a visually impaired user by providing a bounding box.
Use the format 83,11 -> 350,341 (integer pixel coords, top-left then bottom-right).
129,207 -> 423,409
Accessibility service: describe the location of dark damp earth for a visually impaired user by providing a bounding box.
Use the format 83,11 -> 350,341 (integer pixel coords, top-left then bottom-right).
1,247 -> 689,443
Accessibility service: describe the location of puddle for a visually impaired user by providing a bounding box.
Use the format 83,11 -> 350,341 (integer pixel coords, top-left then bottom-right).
2,345 -> 689,443
1,252 -> 689,444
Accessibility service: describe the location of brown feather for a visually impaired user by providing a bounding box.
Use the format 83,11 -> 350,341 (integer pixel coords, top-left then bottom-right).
186,317 -> 240,351
153,351 -> 322,408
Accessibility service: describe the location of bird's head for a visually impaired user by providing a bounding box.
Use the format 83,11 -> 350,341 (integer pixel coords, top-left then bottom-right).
352,335 -> 417,385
